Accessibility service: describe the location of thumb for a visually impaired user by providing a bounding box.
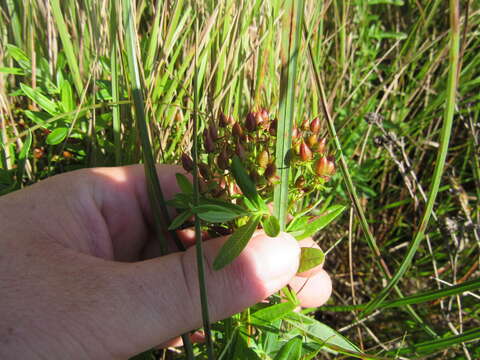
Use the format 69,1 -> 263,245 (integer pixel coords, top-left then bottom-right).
108,232 -> 300,357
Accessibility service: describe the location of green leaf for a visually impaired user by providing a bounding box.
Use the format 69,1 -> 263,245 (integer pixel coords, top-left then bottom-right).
251,301 -> 296,326
168,210 -> 193,230
273,336 -> 302,360
213,215 -> 261,270
20,83 -> 59,115
298,247 -> 325,273
193,204 -> 247,223
262,215 -> 280,237
60,80 -> 75,112
176,173 -> 193,194
285,312 -> 360,354
199,197 -> 247,214
0,67 -> 24,75
46,127 -> 68,145
166,193 -> 192,209
296,205 -> 346,240
16,130 -> 32,184
231,156 -> 266,211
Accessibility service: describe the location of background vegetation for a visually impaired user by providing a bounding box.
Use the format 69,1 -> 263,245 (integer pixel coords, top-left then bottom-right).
0,0 -> 479,359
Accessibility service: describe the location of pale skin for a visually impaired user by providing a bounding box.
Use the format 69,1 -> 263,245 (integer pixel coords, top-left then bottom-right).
0,164 -> 332,359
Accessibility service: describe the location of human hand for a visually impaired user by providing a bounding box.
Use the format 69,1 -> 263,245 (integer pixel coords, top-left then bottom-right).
0,165 -> 331,359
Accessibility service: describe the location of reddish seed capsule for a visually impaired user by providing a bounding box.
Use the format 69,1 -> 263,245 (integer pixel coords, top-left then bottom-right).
310,117 -> 321,134
209,123 -> 218,141
219,112 -> 229,127
235,141 -> 246,160
299,142 -> 313,161
245,112 -> 257,132
198,162 -> 210,179
255,112 -> 264,127
295,175 -> 306,189
269,118 -> 277,136
260,108 -> 269,124
33,147 -> 44,160
264,163 -> 277,182
181,153 -> 194,172
62,150 -> 73,158
315,156 -> 336,177
301,119 -> 310,131
232,122 -> 244,138
257,150 -> 269,168
316,138 -> 326,154
291,126 -> 300,140
217,150 -> 229,170
306,134 -> 318,149
204,130 -> 215,153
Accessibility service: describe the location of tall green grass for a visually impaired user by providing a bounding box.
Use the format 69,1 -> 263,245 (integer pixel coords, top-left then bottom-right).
1,0 -> 479,358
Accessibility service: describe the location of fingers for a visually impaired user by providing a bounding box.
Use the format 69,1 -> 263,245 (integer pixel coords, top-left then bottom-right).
86,164 -> 188,260
288,269 -> 332,308
103,232 -> 300,357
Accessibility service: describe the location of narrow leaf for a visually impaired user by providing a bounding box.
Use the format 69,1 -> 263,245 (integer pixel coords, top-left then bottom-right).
286,312 -> 360,353
251,301 -> 296,326
193,204 -> 247,223
213,215 -> 261,270
168,210 -> 193,231
296,205 -> 346,240
20,83 -> 59,115
231,155 -> 266,210
176,173 -> 193,194
273,336 -> 302,360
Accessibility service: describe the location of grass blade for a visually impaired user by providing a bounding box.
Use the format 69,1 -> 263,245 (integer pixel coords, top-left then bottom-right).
192,8 -> 215,358
123,1 -> 192,357
361,0 -> 461,317
50,0 -> 83,97
273,0 -> 305,231
304,16 -> 438,338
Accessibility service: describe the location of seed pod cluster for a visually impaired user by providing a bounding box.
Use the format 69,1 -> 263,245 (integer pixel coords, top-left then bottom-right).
180,110 -> 334,200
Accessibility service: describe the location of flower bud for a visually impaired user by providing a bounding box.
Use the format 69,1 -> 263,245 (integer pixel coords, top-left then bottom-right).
232,122 -> 244,138
257,150 -> 269,168
299,142 -> 313,161
245,112 -> 257,132
306,134 -> 318,149
181,153 -> 194,172
310,117 -> 321,134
